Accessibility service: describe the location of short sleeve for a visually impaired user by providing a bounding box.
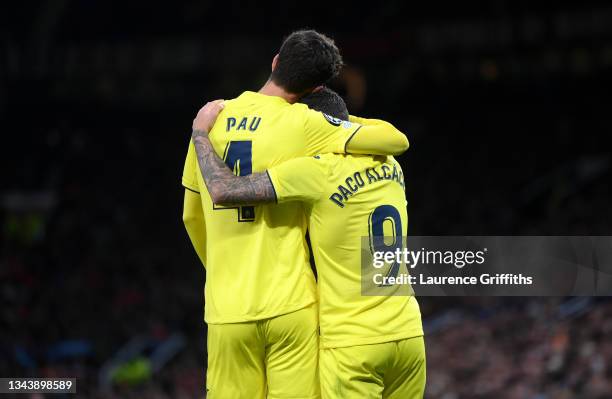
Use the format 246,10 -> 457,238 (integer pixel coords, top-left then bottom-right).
303,109 -> 362,155
267,156 -> 330,204
182,140 -> 200,193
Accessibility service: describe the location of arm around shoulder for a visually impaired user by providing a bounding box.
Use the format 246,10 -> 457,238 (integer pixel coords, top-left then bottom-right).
345,116 -> 409,156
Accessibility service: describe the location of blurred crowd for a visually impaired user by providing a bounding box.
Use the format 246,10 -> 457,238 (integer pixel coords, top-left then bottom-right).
424,298 -> 612,399
1,126 -> 206,398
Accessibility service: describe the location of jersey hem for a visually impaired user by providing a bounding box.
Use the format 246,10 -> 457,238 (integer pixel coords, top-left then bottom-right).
265,170 -> 278,203
343,125 -> 362,153
182,178 -> 199,193
204,299 -> 317,325
266,169 -> 283,203
320,329 -> 424,349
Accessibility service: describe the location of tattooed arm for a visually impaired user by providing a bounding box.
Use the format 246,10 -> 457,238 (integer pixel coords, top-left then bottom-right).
192,129 -> 276,205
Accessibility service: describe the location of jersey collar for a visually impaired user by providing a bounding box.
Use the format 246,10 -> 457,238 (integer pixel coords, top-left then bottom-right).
239,91 -> 289,105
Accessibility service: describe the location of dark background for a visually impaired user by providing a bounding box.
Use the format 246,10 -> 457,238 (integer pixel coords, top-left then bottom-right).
2,1 -> 612,398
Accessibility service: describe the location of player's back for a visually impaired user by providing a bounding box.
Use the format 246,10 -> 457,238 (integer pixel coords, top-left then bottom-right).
182,91 -> 361,324
307,154 -> 423,348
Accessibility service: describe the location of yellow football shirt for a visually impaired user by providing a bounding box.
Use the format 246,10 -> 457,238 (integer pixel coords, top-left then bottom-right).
182,91 -> 365,324
268,153 -> 424,348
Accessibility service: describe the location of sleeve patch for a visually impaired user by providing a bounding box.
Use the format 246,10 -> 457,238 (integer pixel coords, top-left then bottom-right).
323,113 -> 351,128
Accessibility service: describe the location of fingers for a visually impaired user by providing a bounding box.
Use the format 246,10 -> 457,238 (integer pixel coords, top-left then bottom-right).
196,100 -> 225,117
192,99 -> 225,132
204,99 -> 225,109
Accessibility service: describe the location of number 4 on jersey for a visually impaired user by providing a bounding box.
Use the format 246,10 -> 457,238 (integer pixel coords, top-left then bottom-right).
213,140 -> 255,222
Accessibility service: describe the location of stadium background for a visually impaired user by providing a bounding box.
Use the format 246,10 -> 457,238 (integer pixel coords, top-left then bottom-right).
2,1 -> 612,398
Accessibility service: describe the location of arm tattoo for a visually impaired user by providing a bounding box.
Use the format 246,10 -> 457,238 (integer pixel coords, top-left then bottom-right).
191,129 -> 276,205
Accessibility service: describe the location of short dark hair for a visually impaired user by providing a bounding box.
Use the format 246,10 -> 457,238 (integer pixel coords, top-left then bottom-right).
271,30 -> 343,94
300,87 -> 349,121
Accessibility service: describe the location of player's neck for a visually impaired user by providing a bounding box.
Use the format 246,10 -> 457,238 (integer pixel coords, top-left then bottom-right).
259,80 -> 301,104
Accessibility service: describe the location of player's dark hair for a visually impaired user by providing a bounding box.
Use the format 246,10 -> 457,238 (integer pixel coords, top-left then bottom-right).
300,87 -> 349,121
271,30 -> 343,95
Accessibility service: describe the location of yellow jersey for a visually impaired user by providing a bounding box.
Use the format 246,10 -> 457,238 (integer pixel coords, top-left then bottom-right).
268,153 -> 423,348
182,91 -> 363,324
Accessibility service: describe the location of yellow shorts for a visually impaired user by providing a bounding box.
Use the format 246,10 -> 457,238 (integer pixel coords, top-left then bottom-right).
206,303 -> 320,399
320,336 -> 426,399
